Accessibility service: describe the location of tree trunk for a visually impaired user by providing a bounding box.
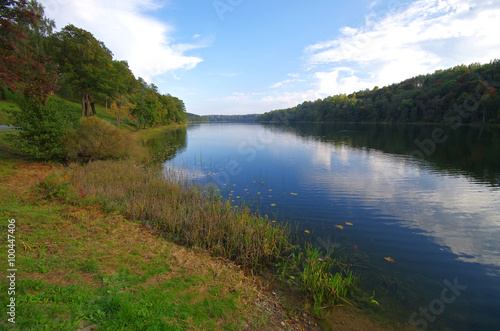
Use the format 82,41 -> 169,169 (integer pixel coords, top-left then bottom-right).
91,101 -> 96,115
85,94 -> 91,117
81,89 -> 86,117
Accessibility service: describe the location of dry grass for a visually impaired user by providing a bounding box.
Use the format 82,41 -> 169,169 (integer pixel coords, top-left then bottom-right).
70,159 -> 293,269
1,157 -> 324,330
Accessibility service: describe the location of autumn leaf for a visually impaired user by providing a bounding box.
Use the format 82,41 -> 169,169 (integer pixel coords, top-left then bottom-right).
384,257 -> 396,263
335,225 -> 344,230
345,222 -> 353,226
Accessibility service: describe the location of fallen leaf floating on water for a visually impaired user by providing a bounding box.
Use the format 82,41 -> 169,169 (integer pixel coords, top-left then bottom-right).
384,257 -> 396,263
305,230 -> 310,234
335,225 -> 344,230
345,222 -> 353,226
271,204 -> 277,207
290,193 -> 298,195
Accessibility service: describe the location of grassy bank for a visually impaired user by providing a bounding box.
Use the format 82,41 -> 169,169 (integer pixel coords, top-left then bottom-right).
0,124 -> 399,330
1,130 -> 326,330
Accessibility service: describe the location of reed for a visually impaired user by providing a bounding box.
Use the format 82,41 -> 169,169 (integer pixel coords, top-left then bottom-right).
278,244 -> 355,316
70,159 -> 291,269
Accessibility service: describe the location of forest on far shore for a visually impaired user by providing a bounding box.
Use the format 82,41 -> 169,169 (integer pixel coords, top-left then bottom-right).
259,60 -> 500,125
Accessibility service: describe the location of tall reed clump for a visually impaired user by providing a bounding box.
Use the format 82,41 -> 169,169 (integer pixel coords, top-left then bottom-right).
70,159 -> 292,269
279,245 -> 355,316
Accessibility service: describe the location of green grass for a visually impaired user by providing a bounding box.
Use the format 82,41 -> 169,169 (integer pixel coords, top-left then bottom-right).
278,245 -> 355,316
0,161 -> 267,330
0,97 -> 138,130
0,100 -> 19,125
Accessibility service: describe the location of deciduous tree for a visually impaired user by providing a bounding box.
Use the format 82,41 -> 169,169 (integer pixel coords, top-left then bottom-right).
0,0 -> 58,104
48,24 -> 113,116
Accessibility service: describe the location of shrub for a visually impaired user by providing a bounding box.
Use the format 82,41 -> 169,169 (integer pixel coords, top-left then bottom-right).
8,96 -> 79,160
40,171 -> 79,202
62,116 -> 133,161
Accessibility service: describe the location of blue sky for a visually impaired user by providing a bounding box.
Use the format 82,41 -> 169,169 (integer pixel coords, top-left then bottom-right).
40,0 -> 500,115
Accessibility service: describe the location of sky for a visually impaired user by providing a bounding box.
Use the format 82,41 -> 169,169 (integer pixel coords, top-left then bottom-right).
39,0 -> 500,115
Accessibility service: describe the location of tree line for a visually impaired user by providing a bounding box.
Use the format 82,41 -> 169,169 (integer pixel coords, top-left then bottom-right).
259,61 -> 500,125
185,114 -> 260,123
1,0 -> 187,160
1,0 -> 187,128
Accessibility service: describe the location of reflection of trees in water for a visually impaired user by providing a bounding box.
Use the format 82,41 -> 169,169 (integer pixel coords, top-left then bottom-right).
147,127 -> 187,164
263,122 -> 500,187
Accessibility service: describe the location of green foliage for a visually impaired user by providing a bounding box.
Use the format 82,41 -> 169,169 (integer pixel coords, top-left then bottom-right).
61,116 -> 133,161
8,96 -> 79,160
186,112 -> 209,123
131,79 -> 187,128
40,171 -> 79,202
279,245 -> 354,316
259,60 -> 500,125
203,114 -> 261,122
48,24 -> 114,116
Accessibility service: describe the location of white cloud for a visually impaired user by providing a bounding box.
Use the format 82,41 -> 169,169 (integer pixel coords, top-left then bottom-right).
212,0 -> 500,115
40,0 -> 207,82
305,0 -> 500,95
270,78 -> 305,89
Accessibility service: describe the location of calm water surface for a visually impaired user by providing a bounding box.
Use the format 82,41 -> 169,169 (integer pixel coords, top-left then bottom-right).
163,122 -> 500,330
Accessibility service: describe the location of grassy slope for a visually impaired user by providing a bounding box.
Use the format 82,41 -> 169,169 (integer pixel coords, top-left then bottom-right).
0,99 -> 137,131
0,131 -> 326,330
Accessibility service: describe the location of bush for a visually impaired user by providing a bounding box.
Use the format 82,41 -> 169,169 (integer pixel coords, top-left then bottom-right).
40,171 -> 79,202
8,97 -> 79,160
62,116 -> 133,161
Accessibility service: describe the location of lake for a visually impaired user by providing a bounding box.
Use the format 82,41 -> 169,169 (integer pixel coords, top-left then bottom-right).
163,122 -> 500,330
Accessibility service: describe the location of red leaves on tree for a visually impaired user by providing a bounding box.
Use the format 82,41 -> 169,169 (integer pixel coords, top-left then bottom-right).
0,0 -> 58,105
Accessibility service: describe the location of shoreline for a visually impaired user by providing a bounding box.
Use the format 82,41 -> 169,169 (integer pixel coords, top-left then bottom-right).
0,126 -> 410,330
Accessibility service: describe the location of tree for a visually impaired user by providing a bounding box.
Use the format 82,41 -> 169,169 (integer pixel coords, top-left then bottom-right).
110,94 -> 133,127
25,0 -> 55,56
0,0 -> 58,104
8,96 -> 79,160
106,60 -> 137,126
48,24 -> 113,117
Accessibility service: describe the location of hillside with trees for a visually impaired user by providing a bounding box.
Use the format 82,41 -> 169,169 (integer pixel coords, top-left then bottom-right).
0,0 -> 187,160
202,114 -> 260,123
259,61 -> 500,125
